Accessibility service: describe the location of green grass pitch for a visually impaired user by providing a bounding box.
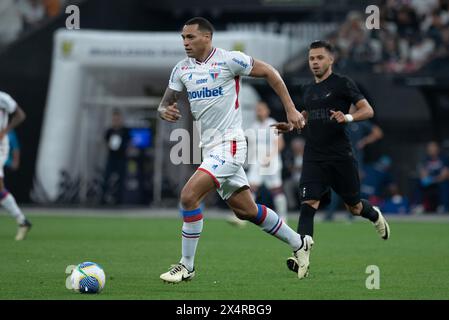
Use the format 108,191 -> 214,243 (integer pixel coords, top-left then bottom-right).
1,214 -> 448,300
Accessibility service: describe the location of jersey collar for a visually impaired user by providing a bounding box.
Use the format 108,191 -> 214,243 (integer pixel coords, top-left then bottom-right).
195,47 -> 216,65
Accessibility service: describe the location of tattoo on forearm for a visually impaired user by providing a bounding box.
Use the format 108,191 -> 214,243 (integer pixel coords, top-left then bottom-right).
160,88 -> 181,108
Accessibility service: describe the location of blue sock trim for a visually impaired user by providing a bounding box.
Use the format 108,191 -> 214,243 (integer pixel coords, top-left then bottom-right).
181,207 -> 202,218
255,204 -> 263,222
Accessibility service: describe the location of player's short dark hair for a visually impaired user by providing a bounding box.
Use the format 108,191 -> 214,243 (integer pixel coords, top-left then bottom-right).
309,40 -> 334,54
184,17 -> 214,37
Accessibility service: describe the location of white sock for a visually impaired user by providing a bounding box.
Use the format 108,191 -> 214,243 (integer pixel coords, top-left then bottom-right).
252,204 -> 302,251
180,208 -> 203,271
1,192 -> 26,225
273,193 -> 288,223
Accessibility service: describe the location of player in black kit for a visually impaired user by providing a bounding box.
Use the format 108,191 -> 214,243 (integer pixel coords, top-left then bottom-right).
273,40 -> 390,279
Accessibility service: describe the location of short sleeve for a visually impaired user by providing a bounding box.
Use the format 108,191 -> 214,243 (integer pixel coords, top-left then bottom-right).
342,77 -> 365,105
168,64 -> 184,92
0,91 -> 18,113
226,51 -> 254,76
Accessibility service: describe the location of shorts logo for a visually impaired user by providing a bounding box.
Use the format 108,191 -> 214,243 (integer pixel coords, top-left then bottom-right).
210,154 -> 225,165
302,187 -> 306,197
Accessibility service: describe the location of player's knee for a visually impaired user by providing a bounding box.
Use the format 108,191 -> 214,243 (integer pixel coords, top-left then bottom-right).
347,202 -> 363,215
302,200 -> 319,209
180,189 -> 199,210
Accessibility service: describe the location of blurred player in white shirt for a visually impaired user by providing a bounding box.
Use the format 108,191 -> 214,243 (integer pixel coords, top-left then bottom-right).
248,101 -> 288,223
0,90 -> 31,240
229,101 -> 288,227
158,17 -> 306,283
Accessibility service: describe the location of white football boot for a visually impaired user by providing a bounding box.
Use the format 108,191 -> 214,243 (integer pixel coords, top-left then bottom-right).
160,263 -> 195,283
373,206 -> 390,240
286,235 -> 314,279
15,219 -> 32,241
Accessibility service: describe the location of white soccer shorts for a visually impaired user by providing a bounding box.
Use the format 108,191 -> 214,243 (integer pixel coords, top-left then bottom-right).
198,139 -> 249,200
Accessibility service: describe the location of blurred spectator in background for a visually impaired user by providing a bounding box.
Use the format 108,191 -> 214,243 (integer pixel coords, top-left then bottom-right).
380,183 -> 410,214
0,0 -> 23,49
360,155 -> 395,206
414,141 -> 449,213
0,0 -> 65,49
283,137 -> 305,211
102,109 -> 130,205
16,0 -> 46,31
329,0 -> 449,74
43,0 -> 62,18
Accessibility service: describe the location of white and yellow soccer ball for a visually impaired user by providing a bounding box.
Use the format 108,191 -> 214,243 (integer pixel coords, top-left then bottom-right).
70,262 -> 106,294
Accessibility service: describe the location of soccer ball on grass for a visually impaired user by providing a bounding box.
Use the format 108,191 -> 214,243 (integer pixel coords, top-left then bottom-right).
70,262 -> 106,294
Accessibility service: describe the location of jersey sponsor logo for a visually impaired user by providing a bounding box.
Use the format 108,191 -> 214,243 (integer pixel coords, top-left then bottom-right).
196,78 -> 208,84
187,87 -> 224,100
232,58 -> 248,69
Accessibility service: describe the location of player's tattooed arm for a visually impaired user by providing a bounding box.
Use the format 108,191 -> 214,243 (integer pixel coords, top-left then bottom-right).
158,87 -> 182,123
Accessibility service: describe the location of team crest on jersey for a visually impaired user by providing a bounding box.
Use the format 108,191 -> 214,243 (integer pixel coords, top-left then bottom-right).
209,68 -> 221,81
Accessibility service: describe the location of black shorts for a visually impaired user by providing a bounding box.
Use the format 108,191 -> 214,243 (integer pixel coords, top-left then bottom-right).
299,159 -> 361,206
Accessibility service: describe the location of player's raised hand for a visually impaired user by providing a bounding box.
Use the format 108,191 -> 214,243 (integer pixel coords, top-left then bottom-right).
159,103 -> 182,123
287,108 -> 306,129
329,110 -> 346,123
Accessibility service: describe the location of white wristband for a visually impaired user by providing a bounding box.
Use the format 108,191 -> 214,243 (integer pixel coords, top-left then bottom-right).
344,114 -> 354,123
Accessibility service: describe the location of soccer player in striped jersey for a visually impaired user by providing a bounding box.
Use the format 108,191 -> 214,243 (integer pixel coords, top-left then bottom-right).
0,91 -> 32,240
158,17 -> 306,283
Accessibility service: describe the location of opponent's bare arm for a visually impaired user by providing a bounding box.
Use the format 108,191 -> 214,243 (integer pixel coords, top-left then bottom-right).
158,87 -> 182,123
250,59 -> 305,130
0,106 -> 26,140
330,99 -> 374,123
